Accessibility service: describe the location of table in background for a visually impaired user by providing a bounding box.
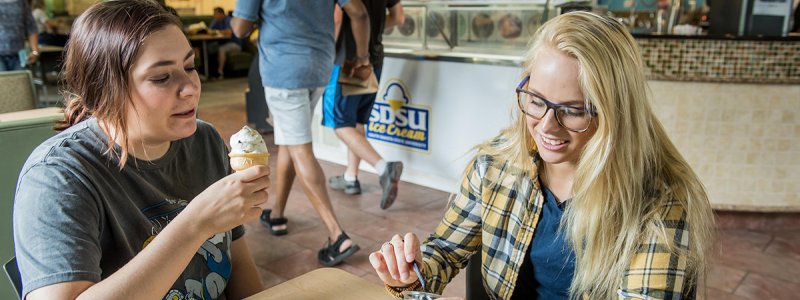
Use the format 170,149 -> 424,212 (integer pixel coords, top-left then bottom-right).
187,33 -> 231,80
245,268 -> 393,300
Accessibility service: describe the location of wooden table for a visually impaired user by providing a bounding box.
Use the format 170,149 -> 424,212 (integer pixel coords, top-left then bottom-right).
245,268 -> 393,300
187,33 -> 231,79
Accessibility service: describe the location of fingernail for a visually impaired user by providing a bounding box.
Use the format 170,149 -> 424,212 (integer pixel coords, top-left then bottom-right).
401,272 -> 408,281
406,255 -> 414,262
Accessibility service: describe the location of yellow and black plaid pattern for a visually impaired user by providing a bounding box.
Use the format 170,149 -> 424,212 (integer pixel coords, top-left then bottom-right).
414,153 -> 692,300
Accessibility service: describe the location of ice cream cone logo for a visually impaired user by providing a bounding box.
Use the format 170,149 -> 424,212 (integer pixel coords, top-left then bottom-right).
388,98 -> 403,111
382,82 -> 409,111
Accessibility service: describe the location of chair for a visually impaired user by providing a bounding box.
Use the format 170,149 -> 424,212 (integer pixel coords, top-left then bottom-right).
0,71 -> 37,114
3,257 -> 22,299
465,253 -> 490,300
0,108 -> 62,299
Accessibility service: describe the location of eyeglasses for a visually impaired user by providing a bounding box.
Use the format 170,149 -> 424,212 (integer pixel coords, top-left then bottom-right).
516,76 -> 597,133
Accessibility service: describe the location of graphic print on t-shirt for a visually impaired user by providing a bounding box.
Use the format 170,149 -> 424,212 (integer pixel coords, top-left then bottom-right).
141,198 -> 234,300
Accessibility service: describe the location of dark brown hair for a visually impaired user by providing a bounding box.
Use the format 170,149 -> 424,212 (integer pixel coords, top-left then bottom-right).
57,0 -> 181,168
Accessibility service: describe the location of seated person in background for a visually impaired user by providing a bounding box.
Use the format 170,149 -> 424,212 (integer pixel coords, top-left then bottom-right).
369,12 -> 714,299
13,0 -> 268,299
210,6 -> 242,79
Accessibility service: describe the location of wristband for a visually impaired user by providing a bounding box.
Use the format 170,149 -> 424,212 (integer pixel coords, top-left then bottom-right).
384,280 -> 421,298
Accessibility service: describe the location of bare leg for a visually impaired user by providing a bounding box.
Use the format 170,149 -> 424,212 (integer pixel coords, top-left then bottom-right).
287,143 -> 353,252
345,148 -> 360,177
335,123 -> 381,177
270,145 -> 294,231
217,49 -> 227,76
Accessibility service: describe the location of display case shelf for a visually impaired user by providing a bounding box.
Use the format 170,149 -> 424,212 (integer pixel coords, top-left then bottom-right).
383,0 -> 555,60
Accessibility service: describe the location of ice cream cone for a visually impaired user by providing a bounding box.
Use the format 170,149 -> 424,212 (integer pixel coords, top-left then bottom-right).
229,125 -> 270,172
229,152 -> 270,172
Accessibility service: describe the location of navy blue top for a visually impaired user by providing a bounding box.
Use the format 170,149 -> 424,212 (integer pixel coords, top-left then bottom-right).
209,16 -> 242,46
511,186 -> 576,299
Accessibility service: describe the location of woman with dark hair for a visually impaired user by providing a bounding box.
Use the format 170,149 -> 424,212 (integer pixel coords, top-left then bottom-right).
13,0 -> 268,299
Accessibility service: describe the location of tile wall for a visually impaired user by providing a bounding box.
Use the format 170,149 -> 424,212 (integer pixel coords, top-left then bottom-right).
649,81 -> 800,211
638,38 -> 800,84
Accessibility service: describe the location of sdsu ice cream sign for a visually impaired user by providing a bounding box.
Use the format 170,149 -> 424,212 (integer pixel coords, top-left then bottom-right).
367,80 -> 430,151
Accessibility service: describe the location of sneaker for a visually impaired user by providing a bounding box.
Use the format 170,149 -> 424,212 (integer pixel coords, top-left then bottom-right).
379,161 -> 403,209
329,175 -> 361,195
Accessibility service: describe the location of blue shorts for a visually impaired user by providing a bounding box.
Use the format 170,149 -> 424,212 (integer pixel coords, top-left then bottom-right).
322,65 -> 382,129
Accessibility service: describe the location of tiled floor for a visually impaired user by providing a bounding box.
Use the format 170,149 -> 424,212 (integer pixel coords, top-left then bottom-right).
199,78 -> 798,299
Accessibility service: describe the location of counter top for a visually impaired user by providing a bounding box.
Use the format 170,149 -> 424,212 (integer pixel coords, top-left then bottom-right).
632,32 -> 800,42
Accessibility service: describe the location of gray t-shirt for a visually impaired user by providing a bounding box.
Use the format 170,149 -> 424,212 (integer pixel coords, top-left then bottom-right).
13,118 -> 245,299
233,0 -> 350,89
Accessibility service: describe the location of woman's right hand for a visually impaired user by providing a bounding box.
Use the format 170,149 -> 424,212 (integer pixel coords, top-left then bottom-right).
183,165 -> 270,236
369,232 -> 423,288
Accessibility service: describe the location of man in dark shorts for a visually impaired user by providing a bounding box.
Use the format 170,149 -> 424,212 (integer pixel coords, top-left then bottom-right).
322,0 -> 404,209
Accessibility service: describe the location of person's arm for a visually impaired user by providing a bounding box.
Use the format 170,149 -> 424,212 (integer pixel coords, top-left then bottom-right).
385,2 -> 405,29
334,4 -> 343,43
28,208 -> 218,300
231,0 -> 260,38
341,0 -> 370,68
22,166 -> 270,300
25,4 -> 39,64
230,18 -> 254,39
618,201 -> 691,299
370,157 -> 484,295
27,33 -> 39,64
224,238 -> 264,300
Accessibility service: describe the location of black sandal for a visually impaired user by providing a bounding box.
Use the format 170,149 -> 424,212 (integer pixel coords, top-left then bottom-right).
260,209 -> 288,236
318,232 -> 360,267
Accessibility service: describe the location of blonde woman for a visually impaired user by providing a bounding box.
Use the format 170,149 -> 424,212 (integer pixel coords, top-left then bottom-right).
369,11 -> 714,299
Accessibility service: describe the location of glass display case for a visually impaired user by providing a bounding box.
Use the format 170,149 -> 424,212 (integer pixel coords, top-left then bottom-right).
383,0 -> 554,57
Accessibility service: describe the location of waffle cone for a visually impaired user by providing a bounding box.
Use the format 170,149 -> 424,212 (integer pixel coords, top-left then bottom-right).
229,152 -> 270,172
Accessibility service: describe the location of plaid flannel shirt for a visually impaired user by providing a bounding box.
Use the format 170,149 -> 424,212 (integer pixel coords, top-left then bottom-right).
418,152 -> 693,300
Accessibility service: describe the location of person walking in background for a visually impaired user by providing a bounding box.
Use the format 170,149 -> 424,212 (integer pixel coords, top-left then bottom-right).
0,0 -> 39,71
323,0 -> 405,210
209,6 -> 242,79
231,0 -> 371,267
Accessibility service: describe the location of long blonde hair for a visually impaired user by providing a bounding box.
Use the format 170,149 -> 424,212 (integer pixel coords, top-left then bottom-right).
474,12 -> 713,298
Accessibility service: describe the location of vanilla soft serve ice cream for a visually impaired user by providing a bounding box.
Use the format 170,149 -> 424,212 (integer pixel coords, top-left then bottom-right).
229,126 -> 269,171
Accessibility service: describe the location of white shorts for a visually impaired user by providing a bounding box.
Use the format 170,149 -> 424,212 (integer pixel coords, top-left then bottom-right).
264,86 -> 324,145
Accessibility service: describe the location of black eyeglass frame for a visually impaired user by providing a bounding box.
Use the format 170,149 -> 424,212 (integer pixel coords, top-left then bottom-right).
515,76 -> 598,133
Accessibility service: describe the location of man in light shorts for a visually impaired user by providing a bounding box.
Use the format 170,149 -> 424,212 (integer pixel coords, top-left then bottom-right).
232,0 -> 370,267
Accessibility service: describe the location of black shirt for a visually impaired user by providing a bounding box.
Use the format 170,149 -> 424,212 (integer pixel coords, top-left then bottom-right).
336,0 -> 400,67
